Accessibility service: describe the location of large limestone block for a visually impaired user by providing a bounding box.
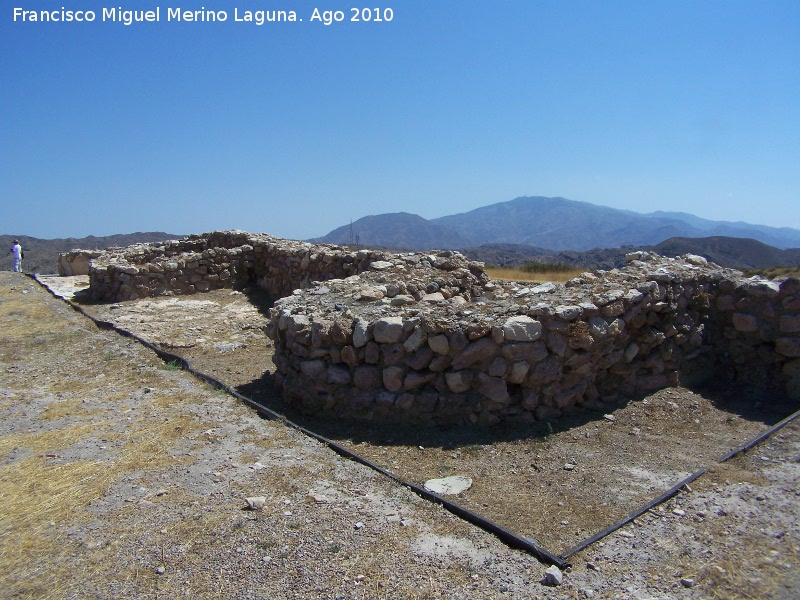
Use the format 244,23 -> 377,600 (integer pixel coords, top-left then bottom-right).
474,373 -> 509,404
428,334 -> 450,355
373,317 -> 405,344
445,370 -> 473,393
452,338 -> 498,370
503,316 -> 542,342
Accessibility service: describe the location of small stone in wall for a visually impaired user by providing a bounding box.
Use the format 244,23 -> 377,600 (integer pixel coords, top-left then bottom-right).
428,334 -> 450,355
422,292 -> 445,302
531,282 -> 556,294
369,261 -> 394,270
359,286 -> 385,301
373,317 -> 404,343
391,295 -> 416,306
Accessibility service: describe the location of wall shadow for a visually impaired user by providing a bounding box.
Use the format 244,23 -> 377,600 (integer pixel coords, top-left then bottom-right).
236,370 -> 796,451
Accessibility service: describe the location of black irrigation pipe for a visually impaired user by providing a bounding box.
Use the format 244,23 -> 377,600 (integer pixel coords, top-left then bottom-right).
559,467 -> 708,560
717,408 -> 800,463
31,275 -> 570,569
30,275 -> 800,569
561,404 -> 800,561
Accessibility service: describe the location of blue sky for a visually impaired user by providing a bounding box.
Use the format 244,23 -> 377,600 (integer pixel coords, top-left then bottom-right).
2,1 -> 798,240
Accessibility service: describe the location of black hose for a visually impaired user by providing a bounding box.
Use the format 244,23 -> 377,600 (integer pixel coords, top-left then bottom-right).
559,468 -> 707,560
30,275 -> 799,569
30,275 -> 570,568
561,406 -> 800,561
717,408 -> 800,463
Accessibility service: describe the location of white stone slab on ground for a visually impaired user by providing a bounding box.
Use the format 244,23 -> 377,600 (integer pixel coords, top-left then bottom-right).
423,475 -> 473,495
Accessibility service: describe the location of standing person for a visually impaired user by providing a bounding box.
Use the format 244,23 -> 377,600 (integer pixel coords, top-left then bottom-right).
9,240 -> 23,272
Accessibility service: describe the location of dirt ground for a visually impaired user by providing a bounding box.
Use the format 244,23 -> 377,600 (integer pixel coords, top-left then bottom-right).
4,273 -> 799,599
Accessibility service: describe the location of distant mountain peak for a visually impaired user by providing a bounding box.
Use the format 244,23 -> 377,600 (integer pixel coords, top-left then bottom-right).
312,196 -> 800,252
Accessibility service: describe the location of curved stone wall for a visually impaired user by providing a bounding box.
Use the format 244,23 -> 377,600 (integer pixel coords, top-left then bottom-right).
85,231 -> 488,303
74,232 -> 800,425
267,252 -> 800,425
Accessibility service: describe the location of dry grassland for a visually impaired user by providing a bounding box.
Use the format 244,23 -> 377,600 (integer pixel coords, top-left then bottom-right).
484,266 -> 585,283
4,273 -> 549,600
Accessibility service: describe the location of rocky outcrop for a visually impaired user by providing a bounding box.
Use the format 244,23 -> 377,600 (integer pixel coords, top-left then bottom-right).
71,234 -> 800,426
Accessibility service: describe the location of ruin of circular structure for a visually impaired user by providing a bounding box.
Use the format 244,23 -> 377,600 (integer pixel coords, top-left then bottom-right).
63,231 -> 800,426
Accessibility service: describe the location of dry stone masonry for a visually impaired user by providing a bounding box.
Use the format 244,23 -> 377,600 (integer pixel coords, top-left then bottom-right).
69,232 -> 800,425
78,231 -> 430,302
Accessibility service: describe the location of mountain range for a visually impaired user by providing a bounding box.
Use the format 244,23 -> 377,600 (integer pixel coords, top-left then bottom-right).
311,196 -> 800,252
461,237 -> 800,271
4,196 -> 799,275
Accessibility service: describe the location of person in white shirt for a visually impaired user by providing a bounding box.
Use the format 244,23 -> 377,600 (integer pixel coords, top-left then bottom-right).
9,240 -> 22,272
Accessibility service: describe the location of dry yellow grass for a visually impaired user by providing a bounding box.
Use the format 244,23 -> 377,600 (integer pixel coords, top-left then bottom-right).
0,277 -> 220,597
485,265 -> 585,283
0,421 -> 103,457
0,402 -> 205,593
40,398 -> 100,420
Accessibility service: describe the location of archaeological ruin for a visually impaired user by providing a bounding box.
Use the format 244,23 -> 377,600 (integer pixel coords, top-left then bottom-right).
60,231 -> 800,425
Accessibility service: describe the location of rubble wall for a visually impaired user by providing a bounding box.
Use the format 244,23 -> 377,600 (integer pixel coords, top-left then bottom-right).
267,253 -> 800,425
58,250 -> 103,276
74,232 -> 800,425
84,231 -> 465,302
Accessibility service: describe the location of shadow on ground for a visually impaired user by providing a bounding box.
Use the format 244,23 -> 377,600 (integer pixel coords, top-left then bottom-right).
238,369 -> 795,450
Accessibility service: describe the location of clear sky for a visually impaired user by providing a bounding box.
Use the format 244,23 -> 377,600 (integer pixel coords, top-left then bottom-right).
2,1 -> 798,240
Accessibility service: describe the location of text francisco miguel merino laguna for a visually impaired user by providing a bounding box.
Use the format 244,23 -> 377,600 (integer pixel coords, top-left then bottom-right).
13,7 -> 312,25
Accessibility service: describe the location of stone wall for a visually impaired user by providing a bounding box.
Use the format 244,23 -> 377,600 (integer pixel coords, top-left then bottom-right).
85,231 -> 479,302
58,250 -> 103,276
74,232 -> 800,425
267,252 -> 800,425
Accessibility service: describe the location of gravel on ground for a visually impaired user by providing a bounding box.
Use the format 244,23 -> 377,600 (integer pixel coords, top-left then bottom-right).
1,272 -> 797,599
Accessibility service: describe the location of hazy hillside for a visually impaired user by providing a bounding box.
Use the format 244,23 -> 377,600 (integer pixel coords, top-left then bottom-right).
314,196 -> 800,252
461,236 -> 800,271
0,232 -> 181,274
645,211 -> 800,249
310,212 -> 469,250
432,197 -> 695,250
652,237 -> 800,270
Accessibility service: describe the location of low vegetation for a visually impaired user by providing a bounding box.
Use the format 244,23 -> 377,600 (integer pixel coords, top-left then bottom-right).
486,261 -> 585,283
744,265 -> 800,279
